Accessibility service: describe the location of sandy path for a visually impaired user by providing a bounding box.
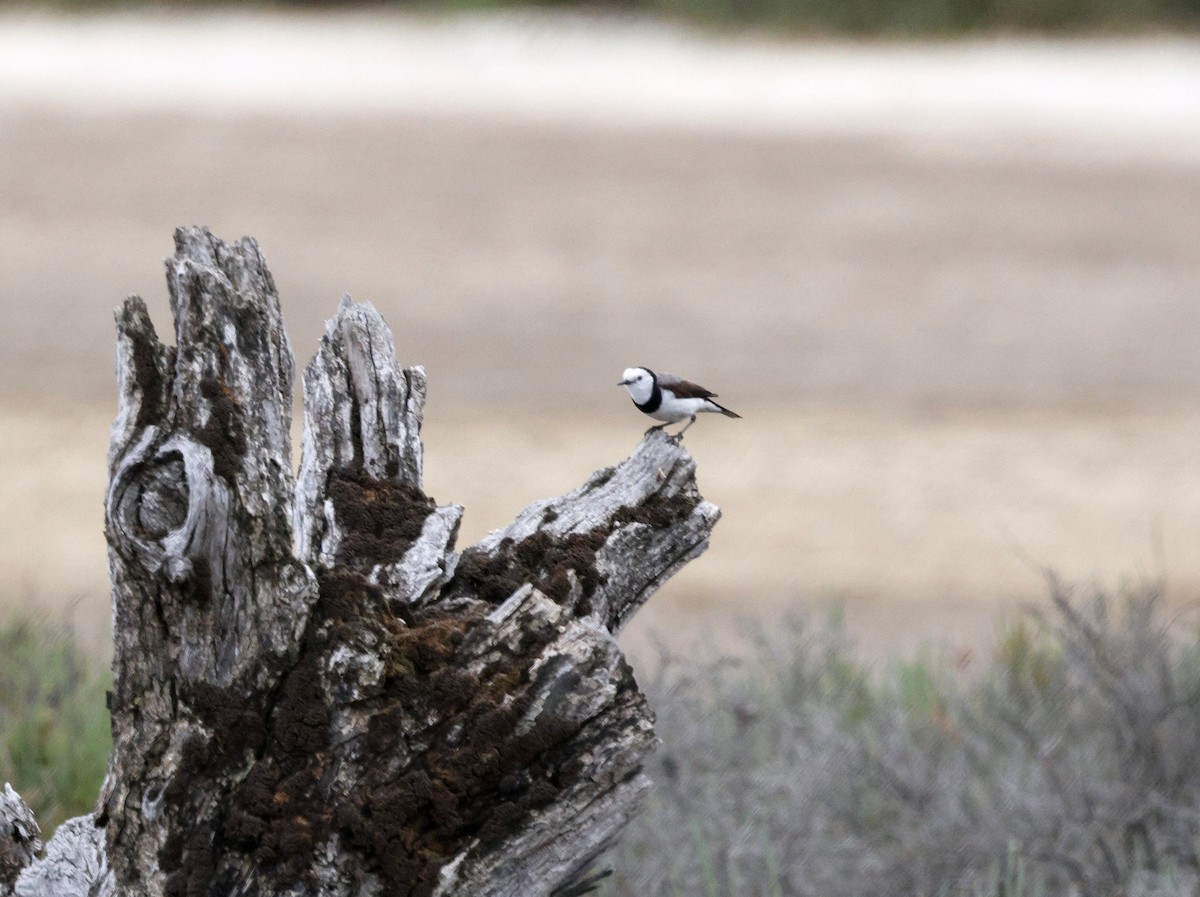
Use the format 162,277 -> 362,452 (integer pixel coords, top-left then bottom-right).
2,10 -> 1199,154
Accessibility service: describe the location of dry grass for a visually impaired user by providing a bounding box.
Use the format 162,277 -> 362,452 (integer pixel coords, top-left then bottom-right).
5,581 -> 1200,895
604,582 -> 1200,897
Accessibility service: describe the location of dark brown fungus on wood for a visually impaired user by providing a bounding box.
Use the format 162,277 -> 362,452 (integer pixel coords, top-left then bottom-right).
327,464 -> 437,567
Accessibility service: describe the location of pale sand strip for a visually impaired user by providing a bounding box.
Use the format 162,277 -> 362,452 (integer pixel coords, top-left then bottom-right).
1,11 -> 1198,161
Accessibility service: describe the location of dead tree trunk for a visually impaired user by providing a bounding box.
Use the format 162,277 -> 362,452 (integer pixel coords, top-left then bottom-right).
1,227 -> 719,897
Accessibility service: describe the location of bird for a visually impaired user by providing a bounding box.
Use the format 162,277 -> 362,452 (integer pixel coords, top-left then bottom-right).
618,366 -> 741,437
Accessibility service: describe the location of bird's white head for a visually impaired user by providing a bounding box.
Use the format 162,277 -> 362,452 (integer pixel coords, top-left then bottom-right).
618,366 -> 655,403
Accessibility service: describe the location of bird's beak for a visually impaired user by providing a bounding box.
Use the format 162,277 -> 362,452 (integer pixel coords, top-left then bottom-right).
618,379 -> 632,386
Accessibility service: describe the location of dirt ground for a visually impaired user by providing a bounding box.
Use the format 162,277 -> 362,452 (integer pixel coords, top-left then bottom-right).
5,396 -> 1200,663
2,15 -> 1199,664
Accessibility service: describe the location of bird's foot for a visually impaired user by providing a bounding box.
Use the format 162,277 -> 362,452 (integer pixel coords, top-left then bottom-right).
669,416 -> 697,442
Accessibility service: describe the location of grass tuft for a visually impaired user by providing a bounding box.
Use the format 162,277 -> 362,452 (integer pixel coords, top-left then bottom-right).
0,616 -> 111,832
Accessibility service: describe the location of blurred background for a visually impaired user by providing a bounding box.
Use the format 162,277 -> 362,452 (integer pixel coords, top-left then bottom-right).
1,1 -> 1199,667
6,3 -> 1200,892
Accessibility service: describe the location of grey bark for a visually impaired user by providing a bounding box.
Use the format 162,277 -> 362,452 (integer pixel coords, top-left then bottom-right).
0,785 -> 41,893
1,227 -> 719,897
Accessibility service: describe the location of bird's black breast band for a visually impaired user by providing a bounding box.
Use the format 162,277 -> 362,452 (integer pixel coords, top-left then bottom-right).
635,381 -> 662,414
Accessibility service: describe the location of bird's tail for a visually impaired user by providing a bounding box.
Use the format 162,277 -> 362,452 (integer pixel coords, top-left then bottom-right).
710,401 -> 742,419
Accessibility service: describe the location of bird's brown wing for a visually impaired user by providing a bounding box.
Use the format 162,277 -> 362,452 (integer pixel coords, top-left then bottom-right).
657,372 -> 718,399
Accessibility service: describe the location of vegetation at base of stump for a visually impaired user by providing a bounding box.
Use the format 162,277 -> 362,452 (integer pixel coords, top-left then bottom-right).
0,616 -> 112,833
5,580 -> 1200,897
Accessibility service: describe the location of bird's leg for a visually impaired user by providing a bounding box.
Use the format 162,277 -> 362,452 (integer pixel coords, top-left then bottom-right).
644,421 -> 670,436
671,415 -> 698,441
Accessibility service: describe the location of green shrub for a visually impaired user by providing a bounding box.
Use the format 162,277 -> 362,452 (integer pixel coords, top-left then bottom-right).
449,0 -> 1200,31
0,617 -> 111,832
643,0 -> 1200,33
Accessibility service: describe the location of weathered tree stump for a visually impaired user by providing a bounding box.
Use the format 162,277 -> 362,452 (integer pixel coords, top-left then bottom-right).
0,227 -> 719,897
